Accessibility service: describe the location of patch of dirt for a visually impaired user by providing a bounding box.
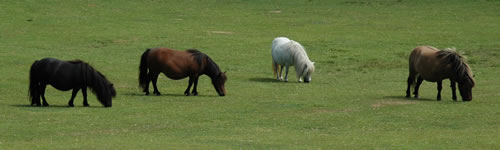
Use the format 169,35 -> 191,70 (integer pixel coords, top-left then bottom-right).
209,31 -> 234,35
371,100 -> 418,108
313,108 -> 354,113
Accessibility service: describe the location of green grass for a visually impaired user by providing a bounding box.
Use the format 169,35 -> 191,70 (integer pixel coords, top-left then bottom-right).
1,0 -> 500,149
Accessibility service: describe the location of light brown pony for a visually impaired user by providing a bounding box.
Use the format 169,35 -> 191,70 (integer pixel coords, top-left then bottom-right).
406,46 -> 475,101
139,48 -> 227,96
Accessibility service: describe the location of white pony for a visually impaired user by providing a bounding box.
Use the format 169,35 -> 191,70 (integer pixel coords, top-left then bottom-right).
272,37 -> 315,82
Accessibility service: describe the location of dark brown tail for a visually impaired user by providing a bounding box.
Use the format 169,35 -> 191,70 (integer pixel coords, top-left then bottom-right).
28,60 -> 40,105
139,49 -> 151,90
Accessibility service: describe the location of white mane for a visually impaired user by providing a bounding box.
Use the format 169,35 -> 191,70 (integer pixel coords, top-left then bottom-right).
272,37 -> 315,82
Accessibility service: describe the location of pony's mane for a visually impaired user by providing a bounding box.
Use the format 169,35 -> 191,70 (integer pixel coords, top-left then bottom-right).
287,40 -> 314,78
187,49 -> 204,66
82,63 -> 116,105
436,48 -> 475,86
187,49 -> 223,80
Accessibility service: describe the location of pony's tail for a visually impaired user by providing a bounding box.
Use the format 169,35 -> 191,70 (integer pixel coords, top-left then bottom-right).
28,60 -> 40,105
272,61 -> 277,77
139,48 -> 151,90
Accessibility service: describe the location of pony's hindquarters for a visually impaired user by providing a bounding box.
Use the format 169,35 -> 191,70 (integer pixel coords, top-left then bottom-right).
28,60 -> 41,106
272,37 -> 291,80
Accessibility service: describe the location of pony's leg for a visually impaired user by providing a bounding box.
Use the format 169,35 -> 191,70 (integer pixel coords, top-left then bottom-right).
450,80 -> 457,101
68,88 -> 80,107
406,75 -> 415,98
184,77 -> 195,96
436,80 -> 442,101
143,72 -> 154,95
278,65 -> 284,81
150,73 -> 161,95
143,74 -> 151,95
39,85 -> 49,106
413,76 -> 424,98
31,85 -> 41,106
191,76 -> 199,96
82,87 -> 89,106
284,65 -> 290,82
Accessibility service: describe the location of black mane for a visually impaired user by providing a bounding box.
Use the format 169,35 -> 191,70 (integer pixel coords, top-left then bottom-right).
187,49 -> 205,66
81,62 -> 116,106
187,49 -> 222,77
436,50 -> 474,86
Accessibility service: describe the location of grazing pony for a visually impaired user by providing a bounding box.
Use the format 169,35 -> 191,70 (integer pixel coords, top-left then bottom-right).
139,48 -> 227,96
406,46 -> 475,101
29,58 -> 116,107
272,37 -> 315,82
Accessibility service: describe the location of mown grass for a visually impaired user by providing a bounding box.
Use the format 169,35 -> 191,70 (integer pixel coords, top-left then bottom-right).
1,0 -> 500,149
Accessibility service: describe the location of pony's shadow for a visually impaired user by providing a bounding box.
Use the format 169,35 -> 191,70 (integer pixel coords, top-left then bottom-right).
10,104 -> 103,108
248,77 -> 303,84
122,92 -> 218,98
382,96 -> 436,102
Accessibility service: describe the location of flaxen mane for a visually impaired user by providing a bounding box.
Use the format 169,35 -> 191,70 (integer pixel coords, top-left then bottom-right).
436,48 -> 475,86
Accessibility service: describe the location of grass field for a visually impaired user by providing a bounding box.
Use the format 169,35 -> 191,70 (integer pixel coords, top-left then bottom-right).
1,0 -> 500,149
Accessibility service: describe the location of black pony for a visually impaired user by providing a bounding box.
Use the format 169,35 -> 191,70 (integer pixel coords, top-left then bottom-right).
29,58 -> 116,107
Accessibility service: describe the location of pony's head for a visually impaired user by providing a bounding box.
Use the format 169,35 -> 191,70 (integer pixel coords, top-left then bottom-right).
212,72 -> 227,96
458,63 -> 475,101
438,48 -> 475,101
201,53 -> 227,96
86,65 -> 116,107
302,62 -> 315,83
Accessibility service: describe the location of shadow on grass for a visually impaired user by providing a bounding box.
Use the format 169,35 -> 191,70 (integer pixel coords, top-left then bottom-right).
10,104 -> 105,108
249,77 -> 305,84
122,92 -> 219,98
383,96 -> 470,103
382,96 -> 437,102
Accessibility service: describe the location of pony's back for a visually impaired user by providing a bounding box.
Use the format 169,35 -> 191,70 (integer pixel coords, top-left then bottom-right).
272,37 -> 290,51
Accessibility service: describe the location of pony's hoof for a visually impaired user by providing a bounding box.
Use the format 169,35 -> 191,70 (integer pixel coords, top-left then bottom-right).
154,92 -> 161,96
414,96 -> 419,98
145,92 -> 150,95
83,103 -> 89,107
68,103 -> 74,107
42,103 -> 49,107
184,92 -> 191,96
192,92 -> 198,96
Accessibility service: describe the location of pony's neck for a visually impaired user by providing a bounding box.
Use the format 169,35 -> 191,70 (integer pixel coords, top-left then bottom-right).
203,57 -> 221,80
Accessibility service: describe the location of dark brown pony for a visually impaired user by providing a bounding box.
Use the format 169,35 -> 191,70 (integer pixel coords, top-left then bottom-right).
406,46 -> 475,101
139,48 -> 227,96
